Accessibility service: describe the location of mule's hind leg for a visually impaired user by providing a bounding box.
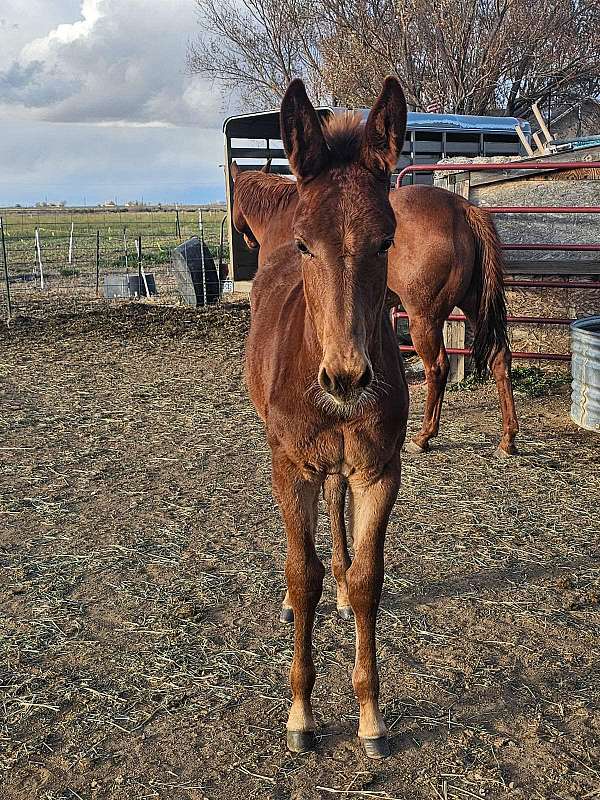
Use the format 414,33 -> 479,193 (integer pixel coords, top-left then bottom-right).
280,590 -> 294,624
490,347 -> 519,455
406,318 -> 449,453
273,450 -> 324,752
462,303 -> 519,456
324,475 -> 353,620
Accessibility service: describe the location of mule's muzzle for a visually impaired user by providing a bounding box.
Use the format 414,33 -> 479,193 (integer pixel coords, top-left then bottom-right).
318,362 -> 373,403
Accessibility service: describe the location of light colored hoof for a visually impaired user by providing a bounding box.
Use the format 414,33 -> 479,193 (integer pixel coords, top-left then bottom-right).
361,736 -> 390,759
496,445 -> 518,459
404,439 -> 427,455
287,730 -> 316,753
337,605 -> 353,621
279,606 -> 294,624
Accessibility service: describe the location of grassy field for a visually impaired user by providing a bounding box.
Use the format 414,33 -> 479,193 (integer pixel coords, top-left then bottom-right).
1,208 -> 225,240
0,208 -> 227,284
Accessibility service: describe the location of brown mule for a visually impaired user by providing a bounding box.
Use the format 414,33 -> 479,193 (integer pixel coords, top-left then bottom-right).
388,187 -> 519,456
244,77 -> 409,758
233,168 -> 518,456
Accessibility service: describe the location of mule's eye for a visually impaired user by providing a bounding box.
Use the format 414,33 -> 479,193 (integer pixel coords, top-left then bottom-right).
296,239 -> 311,256
377,237 -> 394,255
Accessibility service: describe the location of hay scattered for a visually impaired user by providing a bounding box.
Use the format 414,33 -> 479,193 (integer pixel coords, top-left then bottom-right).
0,296 -> 598,800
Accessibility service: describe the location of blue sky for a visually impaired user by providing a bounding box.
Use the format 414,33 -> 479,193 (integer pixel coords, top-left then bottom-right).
0,0 -> 242,206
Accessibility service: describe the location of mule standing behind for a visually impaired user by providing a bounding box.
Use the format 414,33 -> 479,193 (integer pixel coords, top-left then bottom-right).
388,187 -> 519,455
245,77 -> 409,758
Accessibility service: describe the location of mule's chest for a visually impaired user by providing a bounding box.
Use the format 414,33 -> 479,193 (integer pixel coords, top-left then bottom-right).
273,420 -> 346,477
268,410 -> 394,481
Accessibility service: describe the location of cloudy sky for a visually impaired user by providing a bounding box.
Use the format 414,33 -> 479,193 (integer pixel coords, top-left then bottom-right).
0,0 -> 241,206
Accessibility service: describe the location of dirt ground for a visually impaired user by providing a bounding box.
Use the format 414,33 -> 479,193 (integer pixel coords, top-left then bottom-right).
1,299 -> 599,800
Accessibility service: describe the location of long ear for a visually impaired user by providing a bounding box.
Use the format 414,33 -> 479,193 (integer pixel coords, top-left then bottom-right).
362,77 -> 407,178
280,79 -> 329,183
261,158 -> 272,174
230,160 -> 241,182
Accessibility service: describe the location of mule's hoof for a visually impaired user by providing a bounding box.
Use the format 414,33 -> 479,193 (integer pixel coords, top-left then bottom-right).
361,736 -> 390,759
496,445 -> 518,459
404,440 -> 427,455
287,730 -> 316,753
279,606 -> 294,624
337,606 -> 353,621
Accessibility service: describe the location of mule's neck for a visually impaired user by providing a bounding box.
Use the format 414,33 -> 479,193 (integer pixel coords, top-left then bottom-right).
237,173 -> 298,246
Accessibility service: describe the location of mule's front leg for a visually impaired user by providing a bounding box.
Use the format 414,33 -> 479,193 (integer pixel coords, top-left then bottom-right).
347,461 -> 400,759
273,452 -> 324,753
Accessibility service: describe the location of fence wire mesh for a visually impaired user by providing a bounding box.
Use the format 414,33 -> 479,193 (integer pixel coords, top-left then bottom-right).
0,207 -> 228,319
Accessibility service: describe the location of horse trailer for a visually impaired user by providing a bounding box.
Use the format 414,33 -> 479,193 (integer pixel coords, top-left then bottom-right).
223,106 -> 532,288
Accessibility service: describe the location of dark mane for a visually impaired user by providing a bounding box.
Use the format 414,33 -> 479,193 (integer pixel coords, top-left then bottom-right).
235,171 -> 297,222
322,113 -> 365,163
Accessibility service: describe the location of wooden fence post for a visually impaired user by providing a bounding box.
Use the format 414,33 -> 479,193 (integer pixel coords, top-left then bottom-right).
442,172 -> 470,383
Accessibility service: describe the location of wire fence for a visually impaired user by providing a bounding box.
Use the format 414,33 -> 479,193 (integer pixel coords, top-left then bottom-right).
0,207 -> 229,319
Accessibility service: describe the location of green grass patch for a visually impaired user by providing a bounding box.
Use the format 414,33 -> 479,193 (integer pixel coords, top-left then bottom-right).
511,365 -> 570,398
448,364 -> 570,397
447,372 -> 486,393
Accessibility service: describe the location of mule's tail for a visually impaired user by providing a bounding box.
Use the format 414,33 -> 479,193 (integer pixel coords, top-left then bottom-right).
464,204 -> 510,378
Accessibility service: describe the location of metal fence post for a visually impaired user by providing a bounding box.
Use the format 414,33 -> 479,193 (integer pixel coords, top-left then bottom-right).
68,221 -> 74,264
123,227 -> 129,277
199,209 -> 207,306
34,227 -> 45,290
218,214 -> 227,296
137,234 -> 142,297
95,230 -> 100,296
0,216 -> 12,319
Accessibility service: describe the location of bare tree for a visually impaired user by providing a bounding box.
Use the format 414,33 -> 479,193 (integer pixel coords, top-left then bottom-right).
189,0 -> 600,116
321,0 -> 600,114
188,0 -> 328,108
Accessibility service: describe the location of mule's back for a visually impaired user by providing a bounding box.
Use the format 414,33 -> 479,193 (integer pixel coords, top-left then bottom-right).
388,184 -> 475,318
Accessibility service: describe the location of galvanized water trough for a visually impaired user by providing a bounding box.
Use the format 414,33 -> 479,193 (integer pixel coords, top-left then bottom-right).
571,316 -> 600,433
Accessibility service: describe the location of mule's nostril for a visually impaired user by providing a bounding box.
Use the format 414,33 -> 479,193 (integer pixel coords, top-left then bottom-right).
319,366 -> 334,393
358,365 -> 373,389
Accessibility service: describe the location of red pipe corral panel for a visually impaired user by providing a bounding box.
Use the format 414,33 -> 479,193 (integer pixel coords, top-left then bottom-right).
485,206 -> 600,214
395,160 -> 600,186
392,160 -> 600,363
392,310 -> 574,326
398,344 -> 571,362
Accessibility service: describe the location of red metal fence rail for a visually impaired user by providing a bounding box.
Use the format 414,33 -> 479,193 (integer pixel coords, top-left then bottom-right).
392,161 -> 600,363
395,160 -> 600,187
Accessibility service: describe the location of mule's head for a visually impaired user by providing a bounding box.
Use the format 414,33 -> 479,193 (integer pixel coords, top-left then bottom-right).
280,77 -> 406,412
231,160 -> 271,251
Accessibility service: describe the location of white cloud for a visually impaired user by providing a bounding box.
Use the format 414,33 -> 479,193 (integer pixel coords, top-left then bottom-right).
0,0 -> 239,128
0,1 -> 82,64
0,1 -> 241,206
22,0 -> 104,61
